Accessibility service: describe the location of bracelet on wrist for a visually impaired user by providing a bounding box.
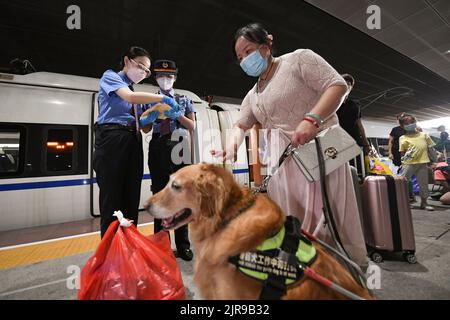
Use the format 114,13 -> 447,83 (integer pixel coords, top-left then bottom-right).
304,113 -> 324,126
303,117 -> 320,128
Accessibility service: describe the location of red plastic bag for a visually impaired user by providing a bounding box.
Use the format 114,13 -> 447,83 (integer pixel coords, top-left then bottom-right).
78,220 -> 185,300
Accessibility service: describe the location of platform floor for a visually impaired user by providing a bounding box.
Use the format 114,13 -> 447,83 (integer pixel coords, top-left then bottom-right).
0,204 -> 449,300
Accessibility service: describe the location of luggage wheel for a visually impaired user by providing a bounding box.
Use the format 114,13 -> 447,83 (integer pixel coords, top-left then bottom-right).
403,252 -> 417,264
370,251 -> 383,263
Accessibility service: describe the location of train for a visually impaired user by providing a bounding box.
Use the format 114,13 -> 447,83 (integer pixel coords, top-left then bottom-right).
0,71 -> 399,232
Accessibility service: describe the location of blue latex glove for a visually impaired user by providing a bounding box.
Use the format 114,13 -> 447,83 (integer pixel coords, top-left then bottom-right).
164,109 -> 182,120
161,96 -> 180,111
139,111 -> 159,127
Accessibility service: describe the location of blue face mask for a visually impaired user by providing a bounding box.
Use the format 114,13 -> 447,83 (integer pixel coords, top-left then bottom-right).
240,48 -> 268,77
404,123 -> 417,132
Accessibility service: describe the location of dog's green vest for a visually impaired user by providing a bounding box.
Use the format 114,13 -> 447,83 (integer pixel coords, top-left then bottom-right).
228,216 -> 317,288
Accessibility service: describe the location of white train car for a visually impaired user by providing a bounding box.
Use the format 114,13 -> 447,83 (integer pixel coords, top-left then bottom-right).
209,102 -> 240,112
0,72 -> 206,231
217,110 -> 250,187
191,104 -> 223,165
210,102 -> 253,187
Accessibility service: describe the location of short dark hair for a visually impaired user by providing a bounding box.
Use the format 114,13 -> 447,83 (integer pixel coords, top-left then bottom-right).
120,46 -> 151,68
341,74 -> 355,87
232,23 -> 272,60
396,112 -> 406,120
399,113 -> 416,126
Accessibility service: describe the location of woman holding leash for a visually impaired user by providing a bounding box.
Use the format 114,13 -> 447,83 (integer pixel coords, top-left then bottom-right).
212,23 -> 367,267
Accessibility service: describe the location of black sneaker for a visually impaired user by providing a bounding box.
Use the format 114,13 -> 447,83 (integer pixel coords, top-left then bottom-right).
176,248 -> 194,261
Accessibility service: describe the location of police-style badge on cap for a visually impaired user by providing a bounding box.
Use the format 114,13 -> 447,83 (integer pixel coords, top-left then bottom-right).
153,59 -> 178,76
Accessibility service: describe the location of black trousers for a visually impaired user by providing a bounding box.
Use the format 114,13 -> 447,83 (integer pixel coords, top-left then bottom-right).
148,134 -> 190,250
93,127 -> 143,238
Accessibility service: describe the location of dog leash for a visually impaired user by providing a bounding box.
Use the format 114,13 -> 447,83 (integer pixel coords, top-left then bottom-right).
302,266 -> 366,300
252,143 -> 294,195
315,137 -> 369,290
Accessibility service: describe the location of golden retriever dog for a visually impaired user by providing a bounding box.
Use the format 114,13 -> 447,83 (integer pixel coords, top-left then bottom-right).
145,163 -> 373,300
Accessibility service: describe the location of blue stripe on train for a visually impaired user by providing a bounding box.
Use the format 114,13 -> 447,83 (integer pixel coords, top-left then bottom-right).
0,178 -> 93,191
0,169 -> 249,191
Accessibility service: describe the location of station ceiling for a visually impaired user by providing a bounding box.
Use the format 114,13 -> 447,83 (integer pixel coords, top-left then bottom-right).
1,0 -> 449,122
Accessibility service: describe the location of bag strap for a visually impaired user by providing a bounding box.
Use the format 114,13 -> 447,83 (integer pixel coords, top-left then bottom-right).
315,137 -> 348,257
315,137 -> 368,289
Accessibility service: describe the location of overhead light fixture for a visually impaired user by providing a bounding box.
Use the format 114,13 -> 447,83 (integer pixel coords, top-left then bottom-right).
445,49 -> 450,55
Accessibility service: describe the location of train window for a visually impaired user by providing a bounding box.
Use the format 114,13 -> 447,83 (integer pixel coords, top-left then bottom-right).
46,129 -> 74,172
368,137 -> 390,157
0,130 -> 21,174
377,138 -> 390,157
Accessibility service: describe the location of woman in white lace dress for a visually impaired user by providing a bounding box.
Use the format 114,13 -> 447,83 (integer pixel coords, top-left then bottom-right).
212,23 -> 367,267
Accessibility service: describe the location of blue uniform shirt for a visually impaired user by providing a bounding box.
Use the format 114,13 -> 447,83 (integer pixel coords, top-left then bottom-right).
97,70 -> 145,125
152,89 -> 196,134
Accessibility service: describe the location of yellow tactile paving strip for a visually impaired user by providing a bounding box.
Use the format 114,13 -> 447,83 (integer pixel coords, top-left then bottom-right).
0,224 -> 160,270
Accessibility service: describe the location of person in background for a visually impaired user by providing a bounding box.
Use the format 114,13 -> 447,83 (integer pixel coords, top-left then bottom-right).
388,113 -> 406,173
147,59 -> 196,261
399,114 -> 435,211
336,74 -> 370,154
336,74 -> 370,175
435,126 -> 449,155
94,46 -> 180,238
212,23 -> 367,267
432,152 -> 449,194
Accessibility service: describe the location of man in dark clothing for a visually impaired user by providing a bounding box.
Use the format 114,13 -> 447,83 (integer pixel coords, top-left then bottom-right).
337,74 -> 370,153
336,74 -> 370,175
388,113 -> 415,201
388,113 -> 406,168
435,126 -> 449,155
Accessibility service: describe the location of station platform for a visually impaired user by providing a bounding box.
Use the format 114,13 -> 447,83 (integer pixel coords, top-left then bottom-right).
0,204 -> 449,300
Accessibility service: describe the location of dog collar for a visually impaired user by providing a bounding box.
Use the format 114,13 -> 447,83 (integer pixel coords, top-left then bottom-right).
219,195 -> 256,229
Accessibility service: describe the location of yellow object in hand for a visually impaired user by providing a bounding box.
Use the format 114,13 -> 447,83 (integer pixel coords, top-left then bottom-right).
141,103 -> 171,120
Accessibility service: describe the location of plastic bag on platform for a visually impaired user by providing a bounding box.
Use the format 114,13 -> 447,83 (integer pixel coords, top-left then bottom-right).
78,214 -> 185,300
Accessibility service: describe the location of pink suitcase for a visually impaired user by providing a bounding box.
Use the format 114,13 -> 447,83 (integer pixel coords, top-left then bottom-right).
361,175 -> 417,264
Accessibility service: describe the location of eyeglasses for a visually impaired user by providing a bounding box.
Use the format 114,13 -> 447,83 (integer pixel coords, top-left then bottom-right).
131,59 -> 151,78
